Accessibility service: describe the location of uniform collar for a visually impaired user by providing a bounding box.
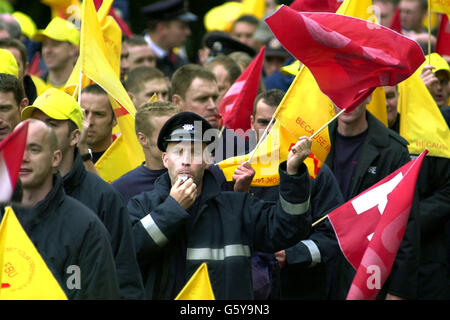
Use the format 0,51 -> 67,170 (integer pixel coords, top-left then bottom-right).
144,34 -> 167,58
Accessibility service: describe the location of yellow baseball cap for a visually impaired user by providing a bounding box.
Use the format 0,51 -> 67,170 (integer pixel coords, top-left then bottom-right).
21,88 -> 83,130
32,17 -> 79,46
421,53 -> 450,78
0,49 -> 19,78
12,11 -> 37,39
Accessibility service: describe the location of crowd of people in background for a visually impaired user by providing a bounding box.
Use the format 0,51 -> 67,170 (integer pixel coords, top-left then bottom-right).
0,0 -> 449,300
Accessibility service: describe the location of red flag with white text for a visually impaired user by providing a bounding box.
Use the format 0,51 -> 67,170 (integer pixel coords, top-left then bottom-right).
0,121 -> 29,202
218,46 -> 265,134
265,6 -> 425,112
328,150 -> 427,300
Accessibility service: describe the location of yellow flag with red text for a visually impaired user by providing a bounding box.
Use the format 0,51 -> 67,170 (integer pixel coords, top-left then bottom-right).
398,69 -> 450,158
175,263 -> 215,300
74,0 -> 144,183
0,207 -> 67,300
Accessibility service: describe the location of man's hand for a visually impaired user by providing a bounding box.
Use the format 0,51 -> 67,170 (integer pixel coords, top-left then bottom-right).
286,136 -> 312,175
275,250 -> 286,269
420,65 -> 438,94
169,176 -> 198,209
233,161 -> 255,192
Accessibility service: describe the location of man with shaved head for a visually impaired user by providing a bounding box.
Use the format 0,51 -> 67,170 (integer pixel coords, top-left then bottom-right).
10,119 -> 120,299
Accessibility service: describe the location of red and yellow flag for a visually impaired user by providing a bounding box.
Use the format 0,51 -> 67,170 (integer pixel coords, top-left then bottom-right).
69,0 -> 143,183
0,207 -> 67,299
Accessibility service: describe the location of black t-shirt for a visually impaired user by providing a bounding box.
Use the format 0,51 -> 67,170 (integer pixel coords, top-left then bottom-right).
332,129 -> 368,201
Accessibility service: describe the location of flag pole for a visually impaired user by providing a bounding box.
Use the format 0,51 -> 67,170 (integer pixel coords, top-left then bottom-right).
428,0 -> 431,64
310,107 -> 346,140
312,214 -> 329,227
77,70 -> 83,105
248,116 -> 276,163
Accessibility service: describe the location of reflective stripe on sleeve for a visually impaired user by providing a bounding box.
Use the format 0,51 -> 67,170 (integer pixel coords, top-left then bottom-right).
279,195 -> 310,215
140,214 -> 169,247
187,244 -> 251,261
302,239 -> 321,267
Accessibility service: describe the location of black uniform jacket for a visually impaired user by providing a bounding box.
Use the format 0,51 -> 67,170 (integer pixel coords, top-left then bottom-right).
127,161 -> 312,300
0,174 -> 120,299
63,150 -> 145,299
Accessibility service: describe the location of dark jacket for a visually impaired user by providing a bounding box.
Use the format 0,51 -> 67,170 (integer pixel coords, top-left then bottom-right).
325,111 -> 420,300
0,174 -> 120,299
127,161 -> 312,300
251,164 -> 343,299
63,149 -> 145,299
390,113 -> 450,299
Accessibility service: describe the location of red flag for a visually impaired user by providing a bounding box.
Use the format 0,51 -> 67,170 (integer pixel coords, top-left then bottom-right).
290,0 -> 341,12
436,14 -> 450,56
328,150 -> 427,300
389,6 -> 402,33
0,121 -> 29,202
218,46 -> 265,134
93,0 -> 133,37
265,6 -> 425,112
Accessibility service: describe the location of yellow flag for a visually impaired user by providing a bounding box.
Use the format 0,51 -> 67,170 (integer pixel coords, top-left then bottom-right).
274,66 -> 334,164
398,70 -> 450,158
0,207 -> 67,300
148,93 -> 158,103
240,0 -> 266,19
175,263 -> 215,300
367,87 -> 388,127
429,0 -> 450,15
65,0 -> 121,96
74,0 -> 144,182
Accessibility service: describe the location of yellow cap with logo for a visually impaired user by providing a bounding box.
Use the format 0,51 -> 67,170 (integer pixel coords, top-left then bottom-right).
0,49 -> 19,78
32,17 -> 79,46
21,88 -> 83,130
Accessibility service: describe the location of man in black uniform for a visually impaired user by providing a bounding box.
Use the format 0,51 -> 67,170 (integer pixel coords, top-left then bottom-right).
325,97 -> 420,300
21,88 -> 145,299
141,0 -> 196,77
128,112 -> 313,299
3,119 -> 120,299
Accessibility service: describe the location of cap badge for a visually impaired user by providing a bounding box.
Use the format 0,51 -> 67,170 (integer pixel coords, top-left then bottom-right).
182,124 -> 194,131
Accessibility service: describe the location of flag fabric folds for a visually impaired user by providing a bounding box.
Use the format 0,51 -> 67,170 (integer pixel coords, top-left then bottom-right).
0,206 -> 68,299
398,67 -> 450,158
265,6 -> 425,112
430,0 -> 450,15
290,0 -> 341,12
328,151 -> 427,300
218,46 -> 265,134
0,121 -> 29,202
436,14 -> 450,56
68,0 -> 144,183
175,263 -> 215,300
